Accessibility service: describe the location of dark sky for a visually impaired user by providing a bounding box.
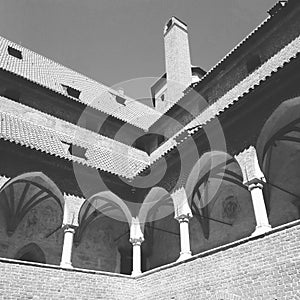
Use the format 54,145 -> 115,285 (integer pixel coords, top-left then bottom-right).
0,0 -> 277,94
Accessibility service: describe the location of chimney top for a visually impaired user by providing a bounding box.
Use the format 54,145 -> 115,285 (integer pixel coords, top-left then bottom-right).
164,16 -> 188,36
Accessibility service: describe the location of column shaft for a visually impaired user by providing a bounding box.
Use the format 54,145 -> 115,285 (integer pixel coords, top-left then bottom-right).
60,226 -> 75,268
177,216 -> 192,261
131,241 -> 142,276
249,182 -> 271,235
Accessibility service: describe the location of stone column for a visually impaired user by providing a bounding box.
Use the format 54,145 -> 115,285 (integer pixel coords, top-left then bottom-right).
171,187 -> 193,261
176,214 -> 192,260
235,146 -> 271,236
129,217 -> 144,276
247,179 -> 271,236
60,225 -> 76,268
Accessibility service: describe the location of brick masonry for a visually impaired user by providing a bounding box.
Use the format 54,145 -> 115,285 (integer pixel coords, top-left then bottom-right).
0,261 -> 135,300
1,220 -> 300,299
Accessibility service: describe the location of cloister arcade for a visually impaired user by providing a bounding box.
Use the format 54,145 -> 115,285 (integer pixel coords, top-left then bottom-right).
0,96 -> 300,275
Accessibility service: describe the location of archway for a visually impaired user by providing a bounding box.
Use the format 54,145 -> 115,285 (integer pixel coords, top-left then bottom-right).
74,191 -> 132,273
138,187 -> 173,269
0,172 -> 64,264
185,151 -> 254,253
257,96 -> 300,226
0,172 -> 64,236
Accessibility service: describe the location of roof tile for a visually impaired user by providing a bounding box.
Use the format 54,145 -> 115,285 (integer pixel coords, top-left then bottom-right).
0,109 -> 148,178
0,36 -> 161,130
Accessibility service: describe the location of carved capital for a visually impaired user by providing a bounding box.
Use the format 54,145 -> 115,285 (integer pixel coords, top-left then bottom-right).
245,178 -> 265,191
176,214 -> 192,223
62,224 -> 77,234
171,187 -> 192,220
235,146 -> 265,184
129,237 -> 144,246
130,217 -> 144,245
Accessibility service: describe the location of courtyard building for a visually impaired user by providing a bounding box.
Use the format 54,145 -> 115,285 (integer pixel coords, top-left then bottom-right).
0,0 -> 300,298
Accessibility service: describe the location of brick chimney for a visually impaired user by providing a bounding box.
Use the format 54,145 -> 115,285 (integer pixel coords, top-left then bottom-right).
164,17 -> 192,109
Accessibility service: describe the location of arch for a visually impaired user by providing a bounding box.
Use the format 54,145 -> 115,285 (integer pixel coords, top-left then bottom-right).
15,243 -> 46,264
257,96 -> 300,170
75,191 -> 132,245
185,151 -> 245,239
0,172 -> 64,235
138,187 -> 171,232
256,96 -> 300,225
138,187 -> 176,269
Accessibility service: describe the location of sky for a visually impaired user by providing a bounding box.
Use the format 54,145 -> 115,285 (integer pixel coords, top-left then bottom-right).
0,0 -> 277,98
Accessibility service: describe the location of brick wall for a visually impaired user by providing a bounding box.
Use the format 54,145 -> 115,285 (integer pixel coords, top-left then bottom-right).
137,220 -> 300,300
0,260 -> 135,300
1,220 -> 300,299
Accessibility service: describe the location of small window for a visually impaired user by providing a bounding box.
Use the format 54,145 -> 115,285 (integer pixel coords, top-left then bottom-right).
7,46 -> 22,59
246,54 -> 261,74
115,95 -> 126,106
109,92 -> 126,106
161,94 -> 165,102
61,84 -> 81,99
61,141 -> 87,159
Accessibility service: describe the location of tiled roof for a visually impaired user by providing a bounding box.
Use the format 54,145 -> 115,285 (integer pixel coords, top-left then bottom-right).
0,96 -> 149,162
0,36 -> 161,131
0,105 -> 149,178
2,31 -> 299,178
148,33 -> 300,166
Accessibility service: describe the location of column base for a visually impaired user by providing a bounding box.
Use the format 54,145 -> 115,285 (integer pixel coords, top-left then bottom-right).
251,225 -> 272,237
177,251 -> 192,262
60,262 -> 73,269
131,270 -> 142,276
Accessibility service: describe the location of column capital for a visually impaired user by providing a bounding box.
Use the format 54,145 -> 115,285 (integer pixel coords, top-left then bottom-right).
171,187 -> 192,220
129,237 -> 144,246
245,178 -> 265,191
62,224 -> 77,233
235,146 -> 265,185
130,217 -> 144,245
176,214 -> 192,223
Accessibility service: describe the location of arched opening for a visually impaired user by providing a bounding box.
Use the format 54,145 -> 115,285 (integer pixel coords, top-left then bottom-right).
257,96 -> 300,227
138,187 -> 173,269
0,172 -> 64,265
185,151 -> 254,253
0,172 -> 64,236
15,243 -> 46,264
74,191 -> 132,274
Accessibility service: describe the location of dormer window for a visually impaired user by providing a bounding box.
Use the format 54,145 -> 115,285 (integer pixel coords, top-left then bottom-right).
116,95 -> 126,106
246,54 -> 261,74
7,46 -> 22,59
61,84 -> 81,99
109,92 -> 126,106
61,141 -> 87,159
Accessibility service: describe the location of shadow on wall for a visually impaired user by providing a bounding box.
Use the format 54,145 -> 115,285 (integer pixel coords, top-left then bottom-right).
0,172 -> 64,265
